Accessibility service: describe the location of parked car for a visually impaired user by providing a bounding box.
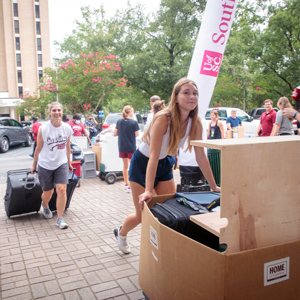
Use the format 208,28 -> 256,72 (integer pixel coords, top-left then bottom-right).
102,112 -> 145,132
205,107 -> 260,138
0,117 -> 32,153
248,107 -> 278,120
21,120 -> 32,127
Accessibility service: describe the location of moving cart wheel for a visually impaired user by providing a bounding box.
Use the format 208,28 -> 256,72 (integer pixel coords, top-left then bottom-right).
99,172 -> 106,181
105,172 -> 117,184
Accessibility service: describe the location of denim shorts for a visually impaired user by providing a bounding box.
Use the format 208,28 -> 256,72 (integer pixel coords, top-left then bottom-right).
129,150 -> 173,188
38,163 -> 69,191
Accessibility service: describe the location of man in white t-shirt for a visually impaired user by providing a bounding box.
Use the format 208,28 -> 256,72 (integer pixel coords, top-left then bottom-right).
145,95 -> 161,126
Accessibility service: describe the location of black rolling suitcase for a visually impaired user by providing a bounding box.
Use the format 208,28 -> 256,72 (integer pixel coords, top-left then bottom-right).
4,169 -> 42,218
48,170 -> 78,211
150,196 -> 220,250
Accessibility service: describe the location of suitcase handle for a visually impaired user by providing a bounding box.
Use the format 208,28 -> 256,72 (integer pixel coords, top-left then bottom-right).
70,168 -> 76,181
24,171 -> 38,190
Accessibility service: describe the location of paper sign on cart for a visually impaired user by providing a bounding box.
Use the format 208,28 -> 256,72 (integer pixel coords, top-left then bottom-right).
264,257 -> 290,286
150,225 -> 158,250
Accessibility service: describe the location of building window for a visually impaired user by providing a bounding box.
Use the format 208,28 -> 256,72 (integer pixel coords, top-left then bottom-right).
18,70 -> 22,83
38,54 -> 42,67
36,21 -> 41,34
13,3 -> 18,17
18,86 -> 23,98
35,5 -> 40,18
37,38 -> 42,51
15,37 -> 20,50
14,20 -> 19,34
16,54 -> 21,67
39,70 -> 43,82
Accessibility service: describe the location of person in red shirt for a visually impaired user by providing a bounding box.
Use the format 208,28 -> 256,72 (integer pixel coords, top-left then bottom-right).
255,99 -> 277,137
67,114 -> 91,145
29,117 -> 42,158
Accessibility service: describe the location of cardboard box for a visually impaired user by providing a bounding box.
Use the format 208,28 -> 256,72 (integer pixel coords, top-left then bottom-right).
139,194 -> 300,300
91,145 -> 101,171
140,137 -> 300,300
225,130 -> 232,139
238,125 -> 244,138
225,126 -> 244,139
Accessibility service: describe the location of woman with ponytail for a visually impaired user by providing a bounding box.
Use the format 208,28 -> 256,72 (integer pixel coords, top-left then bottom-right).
113,78 -> 220,254
114,106 -> 140,192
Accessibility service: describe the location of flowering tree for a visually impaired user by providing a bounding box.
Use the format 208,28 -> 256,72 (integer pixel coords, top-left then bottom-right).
40,52 -> 130,115
17,90 -> 55,119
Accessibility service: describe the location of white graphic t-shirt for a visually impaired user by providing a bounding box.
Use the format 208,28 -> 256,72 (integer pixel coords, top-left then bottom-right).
38,121 -> 73,170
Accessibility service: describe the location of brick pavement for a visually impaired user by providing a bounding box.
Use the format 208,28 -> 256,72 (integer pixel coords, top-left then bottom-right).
0,170 -> 180,300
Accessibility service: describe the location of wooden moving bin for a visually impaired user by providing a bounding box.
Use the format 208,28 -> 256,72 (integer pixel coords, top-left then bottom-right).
91,145 -> 101,171
139,136 -> 300,300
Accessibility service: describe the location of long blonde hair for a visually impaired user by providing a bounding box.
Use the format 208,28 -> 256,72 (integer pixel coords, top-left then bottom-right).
122,105 -> 132,119
277,97 -> 292,110
142,78 -> 200,155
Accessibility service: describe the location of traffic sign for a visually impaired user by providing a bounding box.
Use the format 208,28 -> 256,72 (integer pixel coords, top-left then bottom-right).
98,110 -> 104,119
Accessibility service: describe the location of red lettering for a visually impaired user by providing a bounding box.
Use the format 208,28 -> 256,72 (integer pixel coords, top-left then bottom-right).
212,33 -> 225,45
211,0 -> 236,45
221,10 -> 233,22
219,22 -> 229,33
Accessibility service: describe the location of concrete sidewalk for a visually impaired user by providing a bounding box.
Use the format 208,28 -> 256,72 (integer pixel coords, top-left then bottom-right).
0,170 -> 180,300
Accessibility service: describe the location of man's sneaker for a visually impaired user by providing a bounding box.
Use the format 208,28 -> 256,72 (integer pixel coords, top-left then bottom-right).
56,217 -> 68,229
127,186 -> 131,193
42,202 -> 53,219
114,226 -> 131,254
29,154 -> 33,158
124,184 -> 129,191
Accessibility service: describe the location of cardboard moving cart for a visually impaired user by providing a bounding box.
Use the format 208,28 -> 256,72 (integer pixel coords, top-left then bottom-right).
139,136 -> 300,300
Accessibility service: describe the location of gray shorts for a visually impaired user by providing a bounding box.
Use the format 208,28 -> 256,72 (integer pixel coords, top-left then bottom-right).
38,163 -> 69,191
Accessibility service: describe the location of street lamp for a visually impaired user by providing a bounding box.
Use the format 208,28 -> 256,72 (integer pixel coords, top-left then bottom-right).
52,58 -> 60,103
51,65 -> 59,103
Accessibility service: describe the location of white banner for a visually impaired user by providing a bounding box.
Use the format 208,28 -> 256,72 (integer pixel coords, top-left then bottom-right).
179,0 -> 239,167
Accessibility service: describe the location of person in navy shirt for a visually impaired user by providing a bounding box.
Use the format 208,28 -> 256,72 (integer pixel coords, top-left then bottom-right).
114,106 -> 140,193
226,110 -> 242,130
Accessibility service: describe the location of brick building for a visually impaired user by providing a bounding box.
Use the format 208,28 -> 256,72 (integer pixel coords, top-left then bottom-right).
0,0 -> 51,120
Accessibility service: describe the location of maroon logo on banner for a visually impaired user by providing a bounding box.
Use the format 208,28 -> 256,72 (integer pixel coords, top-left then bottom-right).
200,50 -> 223,77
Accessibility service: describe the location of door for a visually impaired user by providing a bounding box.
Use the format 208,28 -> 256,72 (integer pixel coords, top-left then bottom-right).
8,119 -> 25,144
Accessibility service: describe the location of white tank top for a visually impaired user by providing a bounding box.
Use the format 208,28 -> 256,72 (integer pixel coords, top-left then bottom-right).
38,121 -> 73,170
139,118 -> 192,159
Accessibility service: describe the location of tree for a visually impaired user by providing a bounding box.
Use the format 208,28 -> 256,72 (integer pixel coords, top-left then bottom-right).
227,0 -> 300,109
54,1 -> 204,110
19,52 -> 130,117
17,90 -> 55,119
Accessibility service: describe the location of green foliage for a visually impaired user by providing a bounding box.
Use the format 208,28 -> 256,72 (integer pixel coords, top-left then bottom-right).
40,52 -> 130,116
55,1 -> 204,109
25,0 -> 300,117
17,90 -> 55,119
230,0 -> 300,110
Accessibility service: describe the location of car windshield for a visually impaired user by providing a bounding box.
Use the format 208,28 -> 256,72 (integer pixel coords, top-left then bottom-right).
104,114 -> 122,124
205,110 -> 227,119
256,109 -> 265,116
104,113 -> 139,124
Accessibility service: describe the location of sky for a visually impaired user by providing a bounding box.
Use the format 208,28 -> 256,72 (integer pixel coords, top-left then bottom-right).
48,0 -> 161,60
